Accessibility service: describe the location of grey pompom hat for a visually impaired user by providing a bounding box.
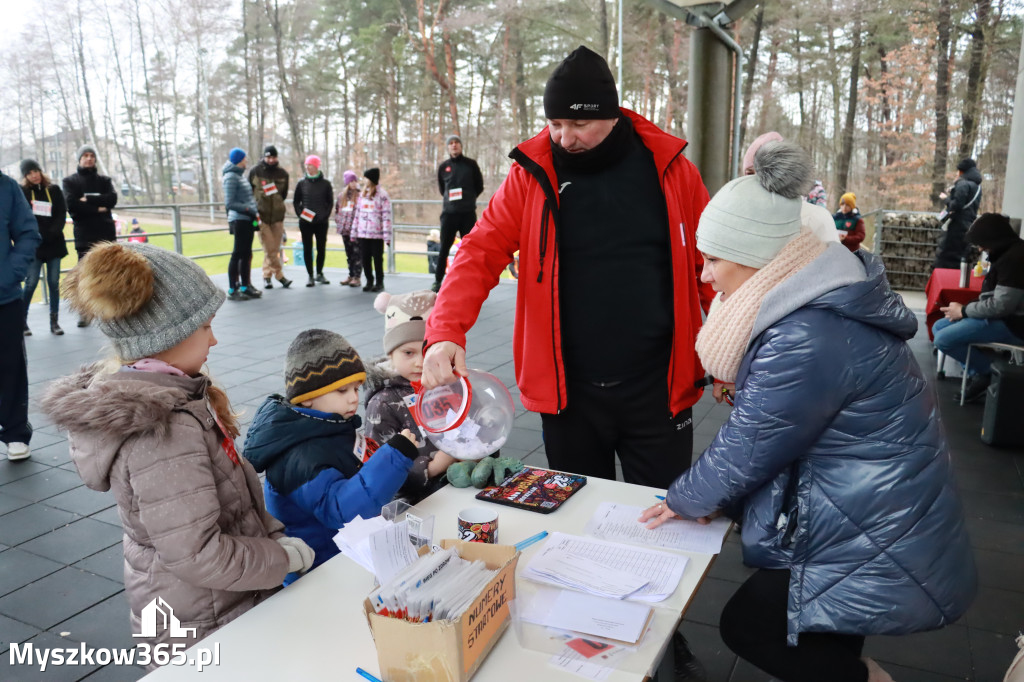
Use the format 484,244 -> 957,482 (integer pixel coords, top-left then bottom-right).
696,140 -> 812,268
68,242 -> 225,362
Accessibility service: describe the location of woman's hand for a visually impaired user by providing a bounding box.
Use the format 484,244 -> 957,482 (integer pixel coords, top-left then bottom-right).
713,383 -> 735,405
638,501 -> 680,529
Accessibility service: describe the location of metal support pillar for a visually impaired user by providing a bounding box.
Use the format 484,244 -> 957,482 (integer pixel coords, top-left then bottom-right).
687,26 -> 734,195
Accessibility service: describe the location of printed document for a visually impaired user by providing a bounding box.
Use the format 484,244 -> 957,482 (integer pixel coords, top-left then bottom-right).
518,587 -> 652,644
585,502 -> 731,555
523,532 -> 687,602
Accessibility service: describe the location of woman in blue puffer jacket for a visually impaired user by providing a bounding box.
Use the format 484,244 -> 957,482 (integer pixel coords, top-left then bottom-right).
642,141 -> 976,682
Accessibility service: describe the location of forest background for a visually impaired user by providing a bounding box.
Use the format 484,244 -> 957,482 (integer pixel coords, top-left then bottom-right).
0,0 -> 1021,215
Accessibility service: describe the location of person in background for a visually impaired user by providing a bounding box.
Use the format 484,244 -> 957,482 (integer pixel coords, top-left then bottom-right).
643,141 -> 976,682
806,179 -> 827,207
293,155 -> 334,287
934,213 -> 1024,404
334,169 -> 362,287
42,242 -> 312,666
934,158 -> 983,269
832,192 -> 866,252
242,329 -> 422,583
426,228 -> 440,274
63,145 -> 117,327
352,167 -> 391,293
127,218 -> 148,243
433,134 -> 484,293
20,159 -> 68,336
222,148 -> 262,300
249,145 -> 292,290
1,169 -> 41,461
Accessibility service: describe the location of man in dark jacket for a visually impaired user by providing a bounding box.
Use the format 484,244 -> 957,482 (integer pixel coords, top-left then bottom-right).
934,158 -> 983,269
935,212 -> 1024,402
1,170 -> 41,461
433,134 -> 484,292
63,145 -> 117,326
248,145 -> 292,289
292,155 -> 334,287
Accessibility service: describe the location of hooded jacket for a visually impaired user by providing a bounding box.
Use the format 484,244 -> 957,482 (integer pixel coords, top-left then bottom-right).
831,207 -> 865,252
668,246 -> 976,644
1,172 -> 41,305
22,181 -> 68,261
243,396 -> 416,582
62,166 -> 117,251
222,162 -> 258,223
935,166 -> 983,268
424,108 -> 714,415
248,160 -> 290,223
963,216 -> 1024,338
41,366 -> 290,651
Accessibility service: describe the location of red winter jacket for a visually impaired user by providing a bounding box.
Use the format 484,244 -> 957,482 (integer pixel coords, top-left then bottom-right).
425,109 -> 715,415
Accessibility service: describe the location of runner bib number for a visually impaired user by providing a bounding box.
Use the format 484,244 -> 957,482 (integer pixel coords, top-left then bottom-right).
31,200 -> 53,217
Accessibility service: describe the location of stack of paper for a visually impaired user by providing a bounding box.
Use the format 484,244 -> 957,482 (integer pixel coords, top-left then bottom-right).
522,532 -> 687,602
517,587 -> 653,645
332,517 -> 419,583
584,502 -> 732,555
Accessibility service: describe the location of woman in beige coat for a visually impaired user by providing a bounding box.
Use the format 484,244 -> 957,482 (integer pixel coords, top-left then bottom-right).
42,242 -> 314,664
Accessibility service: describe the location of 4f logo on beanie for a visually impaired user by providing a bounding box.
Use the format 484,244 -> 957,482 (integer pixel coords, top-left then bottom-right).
569,103 -> 599,111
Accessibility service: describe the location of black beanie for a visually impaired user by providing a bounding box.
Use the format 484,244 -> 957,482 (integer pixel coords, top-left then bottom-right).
966,213 -> 1017,251
957,158 -> 977,172
543,46 -> 619,120
263,145 -> 279,157
364,168 -> 380,185
20,159 -> 42,177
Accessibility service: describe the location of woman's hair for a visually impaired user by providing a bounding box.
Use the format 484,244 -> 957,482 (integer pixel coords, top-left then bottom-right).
21,171 -> 52,189
362,182 -> 377,198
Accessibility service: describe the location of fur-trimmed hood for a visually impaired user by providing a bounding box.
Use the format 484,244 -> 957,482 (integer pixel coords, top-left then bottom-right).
42,364 -> 211,491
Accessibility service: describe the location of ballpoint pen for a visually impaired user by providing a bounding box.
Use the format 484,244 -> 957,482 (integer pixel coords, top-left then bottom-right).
655,495 -> 666,501
514,530 -> 549,551
356,667 -> 384,682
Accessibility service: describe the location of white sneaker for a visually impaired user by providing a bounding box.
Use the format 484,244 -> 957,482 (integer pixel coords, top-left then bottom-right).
6,442 -> 30,461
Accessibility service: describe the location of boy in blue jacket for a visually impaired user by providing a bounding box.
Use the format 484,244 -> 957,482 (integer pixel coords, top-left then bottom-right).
243,329 -> 420,583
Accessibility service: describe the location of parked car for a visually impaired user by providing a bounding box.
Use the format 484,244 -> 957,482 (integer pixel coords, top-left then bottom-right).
120,182 -> 144,196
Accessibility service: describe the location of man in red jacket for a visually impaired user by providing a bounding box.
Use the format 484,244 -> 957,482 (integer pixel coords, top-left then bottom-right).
423,46 -> 713,490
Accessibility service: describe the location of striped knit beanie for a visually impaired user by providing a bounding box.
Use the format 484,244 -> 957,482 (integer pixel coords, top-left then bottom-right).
63,242 -> 224,362
285,329 -> 366,404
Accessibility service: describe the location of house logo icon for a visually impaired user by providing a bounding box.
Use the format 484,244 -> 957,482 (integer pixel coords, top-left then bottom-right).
133,597 -> 197,639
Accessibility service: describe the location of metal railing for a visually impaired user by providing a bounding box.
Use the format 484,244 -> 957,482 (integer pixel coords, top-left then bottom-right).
39,198 -> 458,305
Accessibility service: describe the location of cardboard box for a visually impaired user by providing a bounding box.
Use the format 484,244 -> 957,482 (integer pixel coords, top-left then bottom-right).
364,540 -> 519,682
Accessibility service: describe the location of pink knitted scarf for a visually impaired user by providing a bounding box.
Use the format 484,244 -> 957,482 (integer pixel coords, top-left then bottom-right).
695,232 -> 827,383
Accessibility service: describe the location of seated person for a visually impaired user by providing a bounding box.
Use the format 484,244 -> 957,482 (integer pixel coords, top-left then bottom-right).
243,329 -> 422,583
364,290 -> 456,502
832,192 -> 865,252
934,212 -> 1024,403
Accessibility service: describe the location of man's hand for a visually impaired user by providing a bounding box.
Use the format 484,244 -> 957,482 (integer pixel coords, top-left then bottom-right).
399,428 -> 421,447
421,341 -> 468,389
79,197 -> 87,202
939,192 -> 948,200
98,207 -> 107,213
941,301 -> 964,322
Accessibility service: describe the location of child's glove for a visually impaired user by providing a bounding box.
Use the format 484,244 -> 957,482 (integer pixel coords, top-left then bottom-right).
277,536 -> 315,573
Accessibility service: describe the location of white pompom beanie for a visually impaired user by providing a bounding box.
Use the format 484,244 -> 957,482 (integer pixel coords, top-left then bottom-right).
697,140 -> 813,269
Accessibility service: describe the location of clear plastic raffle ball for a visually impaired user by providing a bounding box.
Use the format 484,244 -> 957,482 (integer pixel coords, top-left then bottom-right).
413,369 -> 515,461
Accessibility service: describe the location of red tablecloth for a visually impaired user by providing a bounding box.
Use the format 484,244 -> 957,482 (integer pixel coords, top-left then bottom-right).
925,268 -> 984,340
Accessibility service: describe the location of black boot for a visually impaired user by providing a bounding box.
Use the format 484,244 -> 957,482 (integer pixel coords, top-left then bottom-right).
278,277 -> 293,289
671,632 -> 707,682
50,314 -> 64,336
954,373 -> 991,404
315,272 -> 330,284
264,277 -> 274,289
23,322 -> 31,337
77,316 -> 89,328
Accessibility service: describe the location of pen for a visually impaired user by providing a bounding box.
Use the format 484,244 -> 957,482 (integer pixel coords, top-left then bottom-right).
356,668 -> 384,682
655,495 -> 666,501
514,530 -> 549,551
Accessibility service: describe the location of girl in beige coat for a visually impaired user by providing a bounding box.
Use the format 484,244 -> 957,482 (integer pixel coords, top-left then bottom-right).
42,242 -> 314,665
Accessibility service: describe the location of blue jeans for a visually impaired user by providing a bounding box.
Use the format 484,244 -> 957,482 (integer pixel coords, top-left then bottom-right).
933,317 -> 1024,375
23,257 -> 62,316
